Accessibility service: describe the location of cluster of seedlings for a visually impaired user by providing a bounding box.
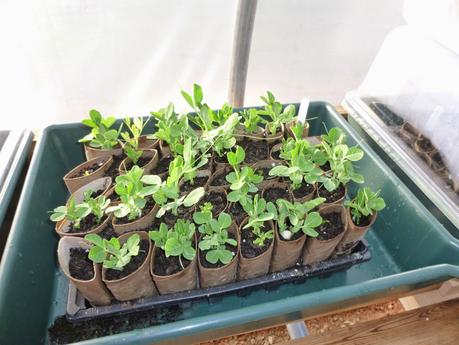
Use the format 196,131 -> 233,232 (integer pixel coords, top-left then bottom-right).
51,85 -> 385,305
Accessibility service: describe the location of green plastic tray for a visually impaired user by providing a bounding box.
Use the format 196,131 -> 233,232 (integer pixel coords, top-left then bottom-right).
0,102 -> 458,344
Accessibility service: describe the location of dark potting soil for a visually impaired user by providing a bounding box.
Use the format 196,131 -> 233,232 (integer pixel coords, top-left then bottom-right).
104,155 -> 124,181
162,205 -> 194,227
255,167 -> 275,181
124,156 -> 153,171
417,137 -> 434,153
214,153 -> 227,164
316,212 -> 344,240
321,161 -> 331,172
98,225 -> 117,240
271,148 -> 281,160
84,188 -> 104,199
353,214 -> 372,227
69,248 -> 94,280
71,161 -> 105,178
48,305 -> 183,345
151,155 -> 173,175
318,184 -> 345,203
197,190 -> 227,217
180,176 -> 209,195
199,232 -> 237,269
263,186 -> 291,203
114,198 -> 155,225
67,214 -> 107,233
229,202 -> 246,225
209,169 -> 230,187
292,182 -> 314,199
241,222 -> 273,258
431,151 -> 446,171
240,139 -> 269,164
105,240 -> 149,281
153,248 -> 191,276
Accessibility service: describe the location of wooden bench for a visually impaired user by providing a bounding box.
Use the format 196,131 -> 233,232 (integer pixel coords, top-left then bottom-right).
279,298 -> 459,345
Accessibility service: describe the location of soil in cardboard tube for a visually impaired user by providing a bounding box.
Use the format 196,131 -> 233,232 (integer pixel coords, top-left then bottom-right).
264,186 -> 291,203
98,225 -> 117,240
161,205 -> 194,227
114,198 -> 155,225
71,162 -> 105,178
241,222 -> 273,258
229,202 -> 246,225
316,212 -> 344,240
255,166 -> 276,181
151,155 -> 173,175
69,248 -> 94,280
318,184 -> 345,203
240,139 -> 269,164
197,190 -> 226,217
153,248 -> 191,276
105,240 -> 149,280
124,156 -> 153,171
417,137 -> 434,152
209,170 -> 230,187
103,155 -> 124,181
271,148 -> 281,160
292,182 -> 314,199
181,175 -> 209,195
199,232 -> 237,269
352,214 -> 372,227
68,214 -> 107,233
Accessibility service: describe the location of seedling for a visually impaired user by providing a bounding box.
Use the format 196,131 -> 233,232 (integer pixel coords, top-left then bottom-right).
269,136 -> 323,189
149,103 -> 192,155
106,166 -> 162,221
49,197 -> 90,229
199,113 -> 239,158
275,198 -> 325,240
83,189 -> 111,224
193,202 -> 213,224
194,212 -> 237,265
149,220 -> 196,269
85,233 -> 140,271
169,137 -> 209,184
240,108 -> 264,134
225,146 -> 263,206
318,141 -> 364,192
259,91 -> 296,135
156,187 -> 205,218
78,109 -> 122,149
345,187 -> 386,225
120,117 -> 149,164
242,195 -> 276,247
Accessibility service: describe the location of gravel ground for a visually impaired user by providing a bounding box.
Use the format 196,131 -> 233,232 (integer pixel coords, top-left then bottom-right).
199,299 -> 404,345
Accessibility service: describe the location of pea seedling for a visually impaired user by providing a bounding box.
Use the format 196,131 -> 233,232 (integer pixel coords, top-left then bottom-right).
275,198 -> 325,240
225,146 -> 263,206
149,220 -> 196,269
194,212 -> 237,265
78,109 -> 122,149
242,195 -> 277,247
345,187 -> 386,225
85,233 -> 140,271
259,91 -> 297,135
106,166 -> 161,221
120,117 -> 149,164
49,197 -> 90,229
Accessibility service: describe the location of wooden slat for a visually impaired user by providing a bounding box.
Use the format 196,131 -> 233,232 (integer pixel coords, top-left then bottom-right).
279,299 -> 459,345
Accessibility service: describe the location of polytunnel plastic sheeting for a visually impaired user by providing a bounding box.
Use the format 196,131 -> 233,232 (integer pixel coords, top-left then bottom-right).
0,0 -> 404,130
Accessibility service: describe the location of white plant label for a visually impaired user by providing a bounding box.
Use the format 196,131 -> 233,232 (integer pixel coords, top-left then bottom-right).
297,98 -> 310,124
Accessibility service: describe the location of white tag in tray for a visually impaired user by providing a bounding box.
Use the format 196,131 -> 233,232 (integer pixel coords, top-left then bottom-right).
297,98 -> 310,124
